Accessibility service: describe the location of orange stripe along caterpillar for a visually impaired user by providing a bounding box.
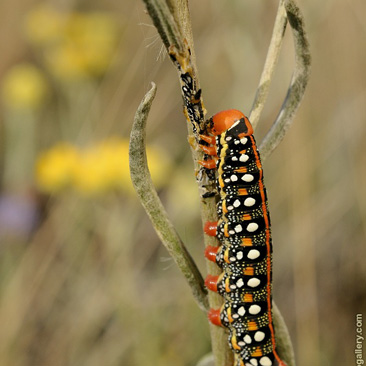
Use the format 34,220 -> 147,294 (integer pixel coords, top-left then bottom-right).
199,110 -> 286,366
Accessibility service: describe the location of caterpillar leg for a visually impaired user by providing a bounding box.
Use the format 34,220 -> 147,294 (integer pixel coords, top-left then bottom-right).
204,221 -> 218,236
207,308 -> 222,326
204,274 -> 219,292
200,144 -> 217,156
204,245 -> 219,262
198,159 -> 217,169
198,133 -> 217,169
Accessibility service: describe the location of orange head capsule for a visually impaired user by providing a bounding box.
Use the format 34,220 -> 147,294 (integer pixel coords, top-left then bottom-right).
210,109 -> 253,136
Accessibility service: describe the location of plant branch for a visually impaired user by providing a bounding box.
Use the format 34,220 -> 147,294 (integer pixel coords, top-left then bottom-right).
143,0 -> 182,50
142,0 -> 198,76
141,1 -> 232,364
273,302 -> 296,366
258,0 -> 311,161
129,82 -> 208,311
250,0 -> 287,129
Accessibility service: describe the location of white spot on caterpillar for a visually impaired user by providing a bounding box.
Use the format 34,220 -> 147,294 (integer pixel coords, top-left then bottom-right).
234,224 -> 243,233
254,331 -> 265,342
231,156 -> 238,161
244,197 -> 256,207
224,178 -> 230,183
247,222 -> 259,232
236,278 -> 244,288
233,199 -> 241,207
259,356 -> 272,366
229,230 -> 235,235
249,304 -> 261,315
230,174 -> 238,182
250,359 -> 258,366
227,206 -> 234,211
247,278 -> 261,288
236,251 -> 243,260
240,137 -> 248,145
229,256 -> 236,262
238,341 -> 246,347
232,313 -> 239,319
226,136 -> 232,141
234,140 -> 240,145
229,284 -> 236,290
247,249 -> 260,260
240,154 -> 249,162
237,306 -> 245,316
243,335 -> 252,344
242,174 -> 254,182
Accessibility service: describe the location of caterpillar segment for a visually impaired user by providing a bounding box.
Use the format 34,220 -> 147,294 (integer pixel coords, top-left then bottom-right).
199,110 -> 286,366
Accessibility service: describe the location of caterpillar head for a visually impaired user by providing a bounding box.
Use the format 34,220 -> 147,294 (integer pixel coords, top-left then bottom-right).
210,109 -> 253,136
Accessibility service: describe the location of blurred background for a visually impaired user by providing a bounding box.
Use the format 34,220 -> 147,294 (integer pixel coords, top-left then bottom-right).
0,0 -> 365,365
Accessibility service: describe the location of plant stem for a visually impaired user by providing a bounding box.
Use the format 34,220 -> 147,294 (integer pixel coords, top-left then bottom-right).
258,0 -> 311,161
250,0 -> 287,130
129,83 -> 208,311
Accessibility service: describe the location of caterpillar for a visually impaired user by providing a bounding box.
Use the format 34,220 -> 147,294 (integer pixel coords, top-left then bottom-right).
199,110 -> 286,366
169,45 -> 217,198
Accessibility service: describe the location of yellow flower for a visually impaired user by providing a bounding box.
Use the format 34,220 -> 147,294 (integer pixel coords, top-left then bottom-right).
44,42 -> 89,80
25,6 -> 120,81
146,145 -> 171,189
96,139 -> 131,190
36,143 -> 80,193
65,12 -> 120,76
24,4 -> 66,45
74,139 -> 131,194
35,139 -> 171,195
1,63 -> 48,111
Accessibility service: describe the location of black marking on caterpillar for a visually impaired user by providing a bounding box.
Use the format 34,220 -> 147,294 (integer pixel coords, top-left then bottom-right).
169,43 -> 216,197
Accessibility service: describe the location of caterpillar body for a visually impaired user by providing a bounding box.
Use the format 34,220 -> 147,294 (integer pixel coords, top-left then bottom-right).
199,110 -> 286,366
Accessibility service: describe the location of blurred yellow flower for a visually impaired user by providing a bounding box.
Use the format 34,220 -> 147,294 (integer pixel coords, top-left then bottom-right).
146,145 -> 171,189
44,42 -> 89,80
24,4 -> 66,45
35,139 -> 171,195
65,12 -> 120,76
1,63 -> 48,111
36,143 -> 80,193
74,139 -> 130,194
25,5 -> 120,81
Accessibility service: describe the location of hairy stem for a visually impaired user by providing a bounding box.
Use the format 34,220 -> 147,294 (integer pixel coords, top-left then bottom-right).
142,1 -> 232,364
250,0 -> 287,129
129,83 -> 208,311
259,0 -> 311,161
